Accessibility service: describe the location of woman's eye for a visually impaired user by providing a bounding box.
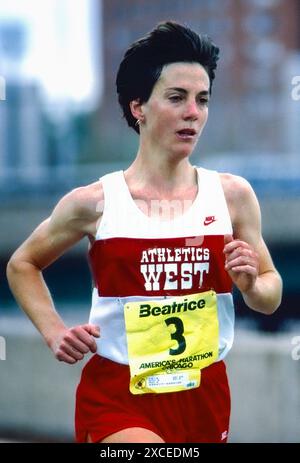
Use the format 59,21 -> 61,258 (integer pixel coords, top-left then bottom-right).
169,95 -> 182,102
198,98 -> 209,106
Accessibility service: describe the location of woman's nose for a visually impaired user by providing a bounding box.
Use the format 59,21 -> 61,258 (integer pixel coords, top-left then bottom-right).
183,100 -> 200,120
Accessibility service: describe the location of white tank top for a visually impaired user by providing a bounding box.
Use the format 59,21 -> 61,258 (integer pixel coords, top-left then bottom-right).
88,167 -> 235,364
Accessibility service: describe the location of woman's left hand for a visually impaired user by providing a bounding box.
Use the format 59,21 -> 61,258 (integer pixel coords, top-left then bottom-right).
223,235 -> 259,294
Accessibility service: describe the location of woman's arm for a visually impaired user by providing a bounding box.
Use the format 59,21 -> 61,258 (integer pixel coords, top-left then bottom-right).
6,184 -> 103,363
222,174 -> 282,314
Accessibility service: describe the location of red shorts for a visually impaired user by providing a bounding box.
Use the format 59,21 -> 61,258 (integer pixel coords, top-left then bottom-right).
75,355 -> 231,443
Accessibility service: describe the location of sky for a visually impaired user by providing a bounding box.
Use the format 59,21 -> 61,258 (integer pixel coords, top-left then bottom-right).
0,0 -> 102,110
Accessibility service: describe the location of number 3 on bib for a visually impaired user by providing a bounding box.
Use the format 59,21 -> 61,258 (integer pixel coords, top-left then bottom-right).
165,317 -> 186,355
124,290 -> 219,394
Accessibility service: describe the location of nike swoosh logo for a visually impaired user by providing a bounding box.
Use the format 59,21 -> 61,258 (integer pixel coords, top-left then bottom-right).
204,216 -> 217,226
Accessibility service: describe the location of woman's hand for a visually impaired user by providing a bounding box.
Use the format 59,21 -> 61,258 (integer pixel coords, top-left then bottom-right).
49,324 -> 100,364
223,234 -> 259,294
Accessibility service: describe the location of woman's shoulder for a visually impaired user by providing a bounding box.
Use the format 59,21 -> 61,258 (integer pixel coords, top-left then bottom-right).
55,180 -> 104,226
219,172 -> 254,201
219,172 -> 259,225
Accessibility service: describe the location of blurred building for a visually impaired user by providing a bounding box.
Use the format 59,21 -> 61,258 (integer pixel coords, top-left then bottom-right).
0,82 -> 47,185
0,22 -> 47,187
99,0 -> 300,154
0,1 -> 102,192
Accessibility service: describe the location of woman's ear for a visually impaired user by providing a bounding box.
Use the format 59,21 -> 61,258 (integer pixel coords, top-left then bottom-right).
129,99 -> 144,123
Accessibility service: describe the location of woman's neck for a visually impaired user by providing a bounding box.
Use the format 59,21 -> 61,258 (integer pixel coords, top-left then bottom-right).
125,150 -> 197,194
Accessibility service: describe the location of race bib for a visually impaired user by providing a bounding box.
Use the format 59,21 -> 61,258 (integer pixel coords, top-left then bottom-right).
124,290 -> 219,394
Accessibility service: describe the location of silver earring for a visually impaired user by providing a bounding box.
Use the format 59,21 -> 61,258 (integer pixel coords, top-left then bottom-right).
135,119 -> 140,127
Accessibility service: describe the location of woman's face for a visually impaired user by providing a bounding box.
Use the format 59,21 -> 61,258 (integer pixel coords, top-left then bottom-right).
140,62 -> 210,159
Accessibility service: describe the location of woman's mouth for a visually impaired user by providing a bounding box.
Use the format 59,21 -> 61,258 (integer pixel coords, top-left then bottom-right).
176,128 -> 197,140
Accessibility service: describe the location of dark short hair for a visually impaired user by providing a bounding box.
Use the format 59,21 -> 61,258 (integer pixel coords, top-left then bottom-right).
116,21 -> 220,133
